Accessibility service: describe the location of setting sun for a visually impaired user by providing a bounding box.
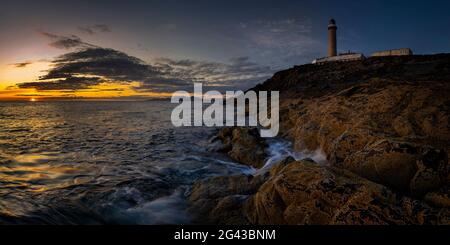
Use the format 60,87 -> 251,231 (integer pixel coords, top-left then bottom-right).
30,98 -> 36,102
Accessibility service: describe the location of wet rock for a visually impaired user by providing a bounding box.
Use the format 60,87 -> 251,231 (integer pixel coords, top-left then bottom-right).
188,172 -> 268,224
215,127 -> 268,168
188,173 -> 269,224
393,115 -> 415,137
198,55 -> 450,225
343,140 -> 448,196
244,160 -> 449,225
424,187 -> 450,208
189,174 -> 263,202
207,195 -> 250,225
269,70 -> 450,197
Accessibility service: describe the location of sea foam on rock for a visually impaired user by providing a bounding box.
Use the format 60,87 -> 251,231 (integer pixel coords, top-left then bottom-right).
189,55 -> 450,225
189,158 -> 449,225
213,127 -> 268,168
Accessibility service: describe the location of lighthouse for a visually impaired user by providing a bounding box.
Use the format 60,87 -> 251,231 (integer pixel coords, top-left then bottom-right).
312,18 -> 366,64
328,19 -> 337,57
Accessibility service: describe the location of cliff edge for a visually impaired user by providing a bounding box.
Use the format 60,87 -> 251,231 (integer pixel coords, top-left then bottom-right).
189,54 -> 450,225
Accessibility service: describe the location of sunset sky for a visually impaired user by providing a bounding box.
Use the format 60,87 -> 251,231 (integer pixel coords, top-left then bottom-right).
1,0 -> 450,100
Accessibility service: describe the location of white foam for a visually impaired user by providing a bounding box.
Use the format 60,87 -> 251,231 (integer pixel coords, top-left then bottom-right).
107,187 -> 191,225
124,188 -> 190,225
257,139 -> 328,174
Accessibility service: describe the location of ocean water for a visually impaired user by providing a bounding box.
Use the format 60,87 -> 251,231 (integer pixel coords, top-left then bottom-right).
0,101 -> 254,224
0,101 -> 325,224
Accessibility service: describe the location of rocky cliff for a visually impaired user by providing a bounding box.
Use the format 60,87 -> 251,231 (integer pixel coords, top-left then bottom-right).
188,54 -> 450,225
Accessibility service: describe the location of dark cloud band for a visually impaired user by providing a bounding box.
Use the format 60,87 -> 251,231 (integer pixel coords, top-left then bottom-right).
78,24 -> 111,35
11,62 -> 32,68
18,33 -> 272,94
41,32 -> 96,49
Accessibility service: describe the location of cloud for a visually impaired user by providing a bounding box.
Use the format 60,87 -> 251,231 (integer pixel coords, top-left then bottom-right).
18,76 -> 105,91
236,18 -> 321,67
11,62 -> 32,68
17,34 -> 272,94
152,56 -> 271,84
16,47 -> 156,91
41,48 -> 158,82
139,56 -> 273,92
78,24 -> 111,35
40,32 -> 95,49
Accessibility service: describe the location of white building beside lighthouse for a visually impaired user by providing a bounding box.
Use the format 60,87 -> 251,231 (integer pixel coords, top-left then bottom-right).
312,19 -> 413,64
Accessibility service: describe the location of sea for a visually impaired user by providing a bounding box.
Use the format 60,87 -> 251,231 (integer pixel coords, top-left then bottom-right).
0,101 -> 321,224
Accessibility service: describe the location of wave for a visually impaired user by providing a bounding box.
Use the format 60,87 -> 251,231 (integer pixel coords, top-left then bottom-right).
257,139 -> 328,174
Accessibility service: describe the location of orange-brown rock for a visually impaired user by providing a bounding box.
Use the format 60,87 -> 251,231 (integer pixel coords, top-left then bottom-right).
189,160 -> 449,225
191,54 -> 450,225
188,174 -> 268,224
214,127 -> 268,168
253,55 -> 450,197
245,160 -> 448,225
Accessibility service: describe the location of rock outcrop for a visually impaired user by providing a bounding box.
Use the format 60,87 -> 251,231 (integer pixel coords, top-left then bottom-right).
189,159 -> 449,225
213,127 -> 268,168
245,160 -> 448,225
188,173 -> 268,224
255,55 -> 450,197
189,54 -> 450,225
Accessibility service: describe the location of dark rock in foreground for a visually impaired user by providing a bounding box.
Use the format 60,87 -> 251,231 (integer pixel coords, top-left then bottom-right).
189,54 -> 450,225
213,127 -> 268,169
189,159 -> 449,225
188,174 -> 268,224
245,160 -> 448,225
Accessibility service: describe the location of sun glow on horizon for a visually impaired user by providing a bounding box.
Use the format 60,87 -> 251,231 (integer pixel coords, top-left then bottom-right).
0,62 -> 51,86
0,62 -> 173,100
0,80 -> 174,101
